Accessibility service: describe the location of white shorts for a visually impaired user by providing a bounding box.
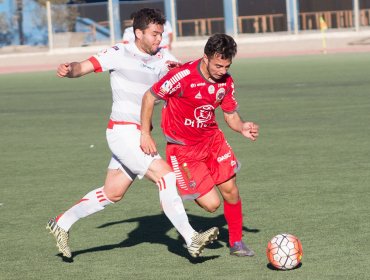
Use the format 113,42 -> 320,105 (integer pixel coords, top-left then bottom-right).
106,124 -> 161,180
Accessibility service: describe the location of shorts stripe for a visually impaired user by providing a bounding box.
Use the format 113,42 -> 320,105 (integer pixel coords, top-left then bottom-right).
170,155 -> 188,190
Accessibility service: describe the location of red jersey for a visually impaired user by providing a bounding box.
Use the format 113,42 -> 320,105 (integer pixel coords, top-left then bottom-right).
150,59 -> 238,145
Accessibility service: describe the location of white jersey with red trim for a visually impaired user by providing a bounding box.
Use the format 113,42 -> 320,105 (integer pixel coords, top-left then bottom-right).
89,43 -> 176,124
151,59 -> 238,146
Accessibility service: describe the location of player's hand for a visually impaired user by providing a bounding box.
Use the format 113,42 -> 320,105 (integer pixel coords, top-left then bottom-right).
241,122 -> 259,141
140,132 -> 158,156
166,60 -> 182,71
57,63 -> 71,78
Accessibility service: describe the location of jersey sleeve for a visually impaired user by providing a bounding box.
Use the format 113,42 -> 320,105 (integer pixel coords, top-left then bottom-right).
158,49 -> 179,79
151,68 -> 186,101
88,44 -> 124,73
220,77 -> 238,113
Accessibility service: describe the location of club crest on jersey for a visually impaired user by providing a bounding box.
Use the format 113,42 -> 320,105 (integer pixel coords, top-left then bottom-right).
184,104 -> 214,128
194,104 -> 214,123
208,85 -> 215,94
215,88 -> 226,102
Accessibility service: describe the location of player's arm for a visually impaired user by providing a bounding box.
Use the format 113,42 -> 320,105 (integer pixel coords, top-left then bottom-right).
224,111 -> 259,141
140,90 -> 159,156
57,59 -> 94,78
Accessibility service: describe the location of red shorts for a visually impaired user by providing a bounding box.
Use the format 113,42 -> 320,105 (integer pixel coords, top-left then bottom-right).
166,130 -> 240,200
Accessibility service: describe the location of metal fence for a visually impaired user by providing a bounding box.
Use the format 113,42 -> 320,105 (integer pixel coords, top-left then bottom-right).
6,0 -> 370,49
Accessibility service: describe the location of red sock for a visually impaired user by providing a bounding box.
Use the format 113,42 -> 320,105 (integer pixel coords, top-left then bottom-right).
224,199 -> 243,247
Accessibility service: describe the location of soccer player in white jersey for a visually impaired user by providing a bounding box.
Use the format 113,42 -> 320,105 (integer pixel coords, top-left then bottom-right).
140,34 -> 259,257
46,8 -> 218,260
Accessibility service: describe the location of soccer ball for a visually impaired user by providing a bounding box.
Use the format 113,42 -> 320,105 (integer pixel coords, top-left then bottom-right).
266,233 -> 303,270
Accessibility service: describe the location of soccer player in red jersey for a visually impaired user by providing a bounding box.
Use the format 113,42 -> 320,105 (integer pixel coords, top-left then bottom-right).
140,33 -> 259,257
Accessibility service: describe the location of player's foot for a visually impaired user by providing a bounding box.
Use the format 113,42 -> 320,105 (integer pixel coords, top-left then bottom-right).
187,227 -> 219,257
46,217 -> 72,258
230,240 -> 255,257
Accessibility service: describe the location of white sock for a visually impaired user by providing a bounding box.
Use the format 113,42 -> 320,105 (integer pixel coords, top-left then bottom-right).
56,187 -> 113,231
157,172 -> 196,246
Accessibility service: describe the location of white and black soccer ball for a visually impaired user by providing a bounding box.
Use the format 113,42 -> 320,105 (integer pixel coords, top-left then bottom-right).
266,233 -> 303,270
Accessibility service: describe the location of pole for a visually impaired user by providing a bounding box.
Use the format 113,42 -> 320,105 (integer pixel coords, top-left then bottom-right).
46,1 -> 53,51
293,0 -> 299,35
353,0 -> 360,32
223,0 -> 238,36
108,0 -> 115,45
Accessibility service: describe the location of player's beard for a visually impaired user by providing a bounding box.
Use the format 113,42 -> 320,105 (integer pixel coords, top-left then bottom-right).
142,39 -> 159,55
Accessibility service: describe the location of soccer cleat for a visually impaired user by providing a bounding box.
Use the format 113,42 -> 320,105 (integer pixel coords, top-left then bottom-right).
187,227 -> 219,258
46,217 -> 72,258
230,240 -> 255,257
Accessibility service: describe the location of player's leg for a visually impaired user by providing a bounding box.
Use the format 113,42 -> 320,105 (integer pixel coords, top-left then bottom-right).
46,168 -> 133,258
209,131 -> 254,257
194,188 -> 221,213
145,159 -> 219,257
217,177 -> 254,257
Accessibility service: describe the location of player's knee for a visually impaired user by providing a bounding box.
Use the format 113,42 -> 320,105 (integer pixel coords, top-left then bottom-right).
103,186 -> 125,202
200,201 -> 220,213
106,193 -> 123,202
221,186 -> 239,201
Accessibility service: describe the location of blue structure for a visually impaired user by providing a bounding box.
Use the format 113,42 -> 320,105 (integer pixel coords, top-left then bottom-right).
164,0 -> 177,37
286,0 -> 300,33
111,0 -> 121,42
223,0 -> 238,36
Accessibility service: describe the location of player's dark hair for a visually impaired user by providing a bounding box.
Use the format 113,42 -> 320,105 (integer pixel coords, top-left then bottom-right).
129,12 -> 137,20
133,8 -> 166,32
204,33 -> 237,60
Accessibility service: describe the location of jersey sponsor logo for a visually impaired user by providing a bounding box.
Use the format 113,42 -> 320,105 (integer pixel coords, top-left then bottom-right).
169,82 -> 181,94
217,151 -> 231,162
141,63 -> 155,71
112,46 -> 119,51
195,92 -> 202,99
190,82 -> 206,88
208,85 -> 215,94
215,88 -> 226,102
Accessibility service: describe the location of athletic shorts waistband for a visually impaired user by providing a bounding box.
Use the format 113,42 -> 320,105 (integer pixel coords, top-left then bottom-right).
107,119 -> 141,130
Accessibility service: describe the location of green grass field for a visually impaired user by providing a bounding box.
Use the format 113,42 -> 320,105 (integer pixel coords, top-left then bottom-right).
1,53 -> 370,279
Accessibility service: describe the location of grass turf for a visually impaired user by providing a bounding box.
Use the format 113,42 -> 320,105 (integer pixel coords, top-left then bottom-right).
0,53 -> 369,279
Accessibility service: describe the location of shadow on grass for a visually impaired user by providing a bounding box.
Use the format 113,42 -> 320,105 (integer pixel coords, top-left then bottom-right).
62,213 -> 259,263
266,262 -> 303,271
